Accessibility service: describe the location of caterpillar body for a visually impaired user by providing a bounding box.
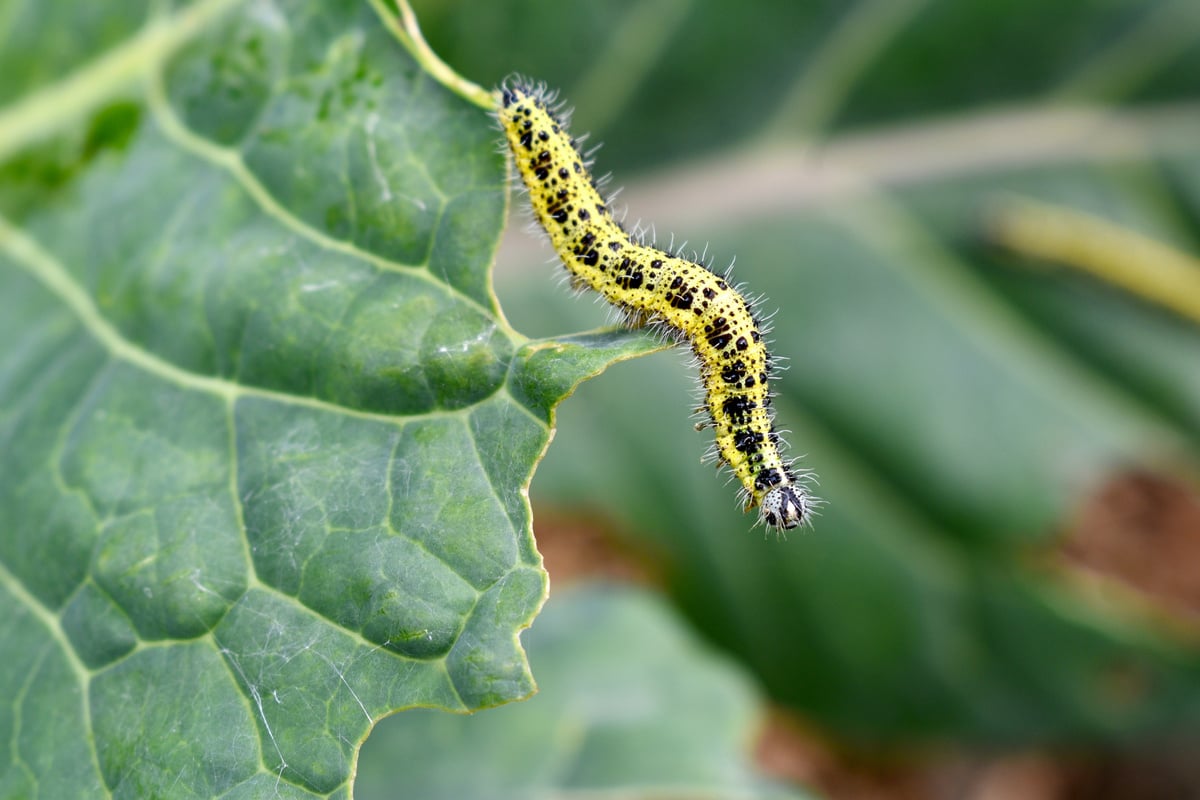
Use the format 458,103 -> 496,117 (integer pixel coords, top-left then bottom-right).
498,79 -> 815,531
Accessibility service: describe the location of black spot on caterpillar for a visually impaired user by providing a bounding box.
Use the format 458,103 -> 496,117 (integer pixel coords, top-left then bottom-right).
498,78 -> 816,531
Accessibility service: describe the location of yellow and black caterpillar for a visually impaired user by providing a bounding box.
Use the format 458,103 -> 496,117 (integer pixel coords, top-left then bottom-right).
498,79 -> 815,530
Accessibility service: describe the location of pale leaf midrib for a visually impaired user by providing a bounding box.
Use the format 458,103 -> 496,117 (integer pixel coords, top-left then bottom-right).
0,0 -> 244,164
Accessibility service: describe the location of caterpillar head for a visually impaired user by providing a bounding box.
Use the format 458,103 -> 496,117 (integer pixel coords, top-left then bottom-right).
760,485 -> 811,530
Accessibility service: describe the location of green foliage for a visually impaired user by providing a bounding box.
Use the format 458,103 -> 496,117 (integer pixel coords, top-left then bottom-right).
357,585 -> 811,800
476,0 -> 1200,745
6,0 -> 1200,797
0,0 -> 660,796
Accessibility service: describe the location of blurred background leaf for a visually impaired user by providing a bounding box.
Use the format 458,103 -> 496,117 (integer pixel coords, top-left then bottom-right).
357,584 -> 813,800
406,0 -> 1200,762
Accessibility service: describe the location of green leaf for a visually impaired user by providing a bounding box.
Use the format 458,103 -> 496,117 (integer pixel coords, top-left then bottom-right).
356,584 -> 813,800
0,1 -> 655,796
8,0 -> 1200,795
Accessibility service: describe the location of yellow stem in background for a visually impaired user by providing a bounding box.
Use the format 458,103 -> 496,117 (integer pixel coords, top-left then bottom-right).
986,196 -> 1200,326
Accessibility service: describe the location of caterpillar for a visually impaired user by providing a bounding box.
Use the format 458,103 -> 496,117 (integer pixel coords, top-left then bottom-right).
498,78 -> 816,531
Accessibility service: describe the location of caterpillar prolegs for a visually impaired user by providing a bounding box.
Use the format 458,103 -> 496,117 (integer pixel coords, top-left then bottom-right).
498,79 -> 816,531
